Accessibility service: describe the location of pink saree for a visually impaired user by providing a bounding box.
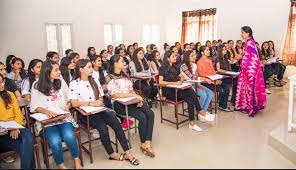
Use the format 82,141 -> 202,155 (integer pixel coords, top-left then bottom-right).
235,38 -> 267,116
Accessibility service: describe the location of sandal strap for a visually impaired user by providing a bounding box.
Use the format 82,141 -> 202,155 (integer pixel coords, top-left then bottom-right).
119,153 -> 125,161
131,158 -> 139,165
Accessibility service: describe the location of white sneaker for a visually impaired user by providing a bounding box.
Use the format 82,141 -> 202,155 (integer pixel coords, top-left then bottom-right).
266,89 -> 271,94
92,129 -> 100,139
189,124 -> 203,132
206,112 -> 215,118
198,114 -> 215,122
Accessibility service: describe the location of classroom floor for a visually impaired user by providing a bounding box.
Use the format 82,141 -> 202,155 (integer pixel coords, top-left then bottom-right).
1,80 -> 296,169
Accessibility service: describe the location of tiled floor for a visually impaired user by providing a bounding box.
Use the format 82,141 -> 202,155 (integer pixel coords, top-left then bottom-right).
1,82 -> 296,169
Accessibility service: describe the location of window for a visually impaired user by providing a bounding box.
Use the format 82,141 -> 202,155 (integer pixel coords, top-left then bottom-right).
104,24 -> 123,48
142,24 -> 160,48
45,23 -> 73,55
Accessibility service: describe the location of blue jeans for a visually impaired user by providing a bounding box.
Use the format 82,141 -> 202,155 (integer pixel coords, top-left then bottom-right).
196,85 -> 213,112
44,122 -> 80,165
0,128 -> 35,169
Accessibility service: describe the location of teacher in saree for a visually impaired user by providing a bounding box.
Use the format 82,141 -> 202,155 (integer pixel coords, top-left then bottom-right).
235,26 -> 267,117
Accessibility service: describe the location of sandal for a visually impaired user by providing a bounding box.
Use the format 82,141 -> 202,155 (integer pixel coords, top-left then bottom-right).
140,145 -> 155,158
124,154 -> 140,166
109,153 -> 125,161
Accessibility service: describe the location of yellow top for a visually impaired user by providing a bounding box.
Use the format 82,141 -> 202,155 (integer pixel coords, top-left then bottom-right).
0,91 -> 23,125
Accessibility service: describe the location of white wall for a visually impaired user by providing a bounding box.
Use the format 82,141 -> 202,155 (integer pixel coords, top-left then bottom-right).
164,0 -> 290,56
0,0 -> 291,65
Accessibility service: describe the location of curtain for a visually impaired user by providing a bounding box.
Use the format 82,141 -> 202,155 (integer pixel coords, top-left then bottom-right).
181,8 -> 217,45
283,0 -> 296,65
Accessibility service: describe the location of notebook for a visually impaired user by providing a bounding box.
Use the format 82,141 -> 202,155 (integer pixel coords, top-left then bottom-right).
30,113 -> 49,122
166,83 -> 192,89
80,106 -> 106,115
114,97 -> 137,103
224,71 -> 240,76
268,57 -> 279,63
0,121 -> 24,129
207,74 -> 225,80
185,79 -> 202,83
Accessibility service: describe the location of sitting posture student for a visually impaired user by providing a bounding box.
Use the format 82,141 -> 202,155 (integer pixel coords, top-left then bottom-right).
69,59 -> 139,165
159,51 -> 214,132
119,44 -> 126,51
100,50 -> 111,72
190,42 -> 196,50
129,48 -> 158,104
174,42 -> 183,66
164,43 -> 170,52
0,62 -> 21,100
7,57 -> 26,90
133,42 -> 139,50
60,57 -> 76,86
21,59 -> 43,101
180,50 -> 214,116
5,55 -> 16,74
46,51 -> 60,63
106,55 -> 156,158
261,41 -> 274,92
216,45 -> 238,106
147,50 -> 162,76
269,48 -> 286,86
227,40 -> 240,72
0,74 -> 35,169
30,60 -> 82,169
69,52 -> 81,65
197,46 -> 232,112
115,47 -> 130,75
87,47 -> 97,61
126,45 -> 135,61
107,45 -> 114,60
65,49 -> 73,57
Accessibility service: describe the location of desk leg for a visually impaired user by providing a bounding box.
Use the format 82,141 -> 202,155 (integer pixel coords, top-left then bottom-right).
214,82 -> 217,115
126,105 -> 132,148
288,81 -> 294,132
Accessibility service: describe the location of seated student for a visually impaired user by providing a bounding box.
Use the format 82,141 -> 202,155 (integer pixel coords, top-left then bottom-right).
119,44 -> 126,51
163,43 -> 170,52
175,42 -> 183,66
227,40 -> 240,72
180,50 -> 214,116
87,47 -> 97,61
100,50 -> 111,72
65,49 -> 73,57
69,59 -> 139,165
197,46 -> 232,112
133,43 -> 139,50
0,74 -> 35,169
5,55 -> 16,74
60,57 -> 76,86
30,60 -> 82,169
129,48 -> 158,105
46,51 -> 60,63
195,42 -> 202,61
106,55 -> 156,158
126,45 -> 135,61
190,42 -> 195,51
159,51 -> 214,132
269,48 -> 286,86
216,44 -> 238,106
90,55 -> 108,92
68,52 -> 81,65
107,45 -> 114,60
0,62 -> 21,100
7,57 -> 26,90
235,40 -> 243,56
144,44 -> 152,59
150,44 -> 158,51
115,47 -> 130,75
261,41 -> 274,93
147,50 -> 162,76
21,59 -> 43,101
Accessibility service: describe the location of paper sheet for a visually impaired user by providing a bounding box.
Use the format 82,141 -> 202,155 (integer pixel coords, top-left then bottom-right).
224,71 -> 240,76
166,83 -> 192,89
268,57 -> 279,63
207,74 -> 225,80
30,113 -> 49,121
47,107 -> 70,115
0,121 -> 24,129
114,97 -> 137,102
80,106 -> 106,114
185,79 -> 202,83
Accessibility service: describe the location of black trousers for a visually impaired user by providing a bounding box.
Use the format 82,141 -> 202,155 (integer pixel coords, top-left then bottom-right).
77,109 -> 129,155
202,81 -> 231,109
163,88 -> 202,121
263,65 -> 274,86
271,63 -> 286,80
134,79 -> 158,100
113,102 -> 154,143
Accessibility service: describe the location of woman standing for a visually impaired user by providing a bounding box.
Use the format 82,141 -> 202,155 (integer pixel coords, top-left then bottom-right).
235,26 -> 266,117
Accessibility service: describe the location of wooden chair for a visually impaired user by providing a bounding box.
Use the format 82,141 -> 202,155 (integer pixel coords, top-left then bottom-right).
74,108 -> 118,164
157,84 -> 190,129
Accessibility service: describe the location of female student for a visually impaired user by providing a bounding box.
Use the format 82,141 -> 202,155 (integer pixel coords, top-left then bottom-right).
180,50 -> 214,116
216,45 -> 238,106
5,55 -> 16,74
129,48 -> 158,104
235,26 -> 266,117
164,43 -> 170,52
69,52 -> 81,65
30,60 -> 82,169
227,40 -> 240,72
65,49 -> 73,57
133,43 -> 139,50
69,59 -> 139,165
0,74 -> 35,169
99,50 -> 110,72
261,41 -> 274,91
197,46 -> 232,112
126,45 -> 135,61
235,40 -> 243,56
46,51 -> 60,63
147,50 -> 162,76
190,42 -> 195,50
7,57 -> 26,90
159,51 -> 214,132
269,48 -> 286,86
106,55 -> 156,157
21,59 -> 43,100
60,57 -> 76,86
107,45 -> 114,60
90,55 -> 108,94
87,47 -> 97,61
0,62 -> 21,100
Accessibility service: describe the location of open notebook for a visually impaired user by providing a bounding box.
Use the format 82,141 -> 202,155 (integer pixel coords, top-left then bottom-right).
207,74 -> 225,80
30,107 -> 70,122
0,121 -> 24,129
80,106 -> 106,115
114,97 -> 137,103
166,83 -> 192,89
224,71 -> 240,76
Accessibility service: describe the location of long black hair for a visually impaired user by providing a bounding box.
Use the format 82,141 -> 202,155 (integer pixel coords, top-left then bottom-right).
5,55 -> 16,73
127,45 -> 134,58
69,52 -> 80,61
0,74 -> 12,109
132,48 -> 149,72
10,57 -> 26,79
109,55 -> 127,77
148,50 -> 161,69
235,40 -> 243,54
261,41 -> 270,57
227,40 -> 235,57
87,47 -> 96,57
217,45 -> 231,71
26,59 -> 43,90
162,50 -> 180,81
197,45 -> 208,61
46,51 -> 59,61
74,59 -> 101,100
60,57 -> 74,86
182,50 -> 194,73
90,55 -> 107,85
241,26 -> 254,40
35,60 -> 61,96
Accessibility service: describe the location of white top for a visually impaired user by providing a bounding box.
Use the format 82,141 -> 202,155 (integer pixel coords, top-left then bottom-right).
92,70 -> 107,86
7,72 -> 22,88
129,60 -> 152,78
21,78 -> 30,95
69,79 -> 102,101
107,53 -> 113,60
107,77 -> 133,95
